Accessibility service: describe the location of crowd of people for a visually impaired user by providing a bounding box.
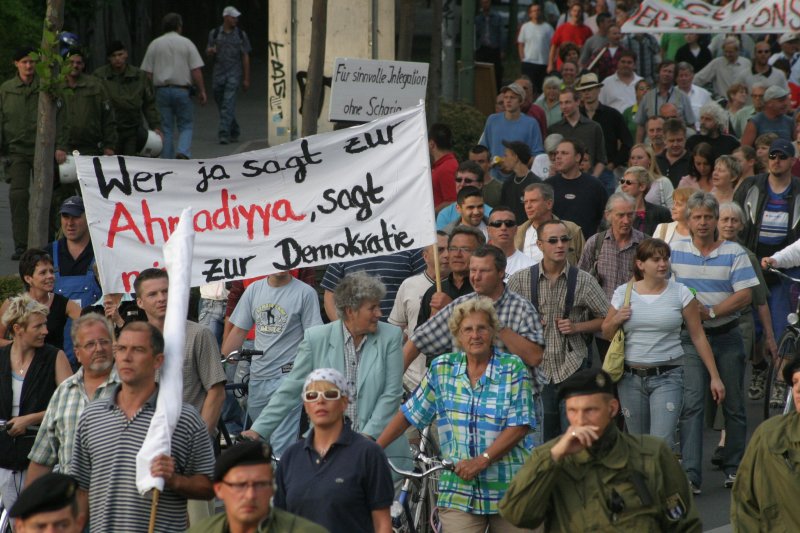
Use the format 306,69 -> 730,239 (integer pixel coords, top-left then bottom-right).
2,1 -> 800,532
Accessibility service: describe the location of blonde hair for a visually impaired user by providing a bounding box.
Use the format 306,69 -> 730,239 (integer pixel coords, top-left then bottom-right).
448,297 -> 500,350
2,294 -> 48,330
624,166 -> 654,187
672,187 -> 696,204
629,143 -> 664,177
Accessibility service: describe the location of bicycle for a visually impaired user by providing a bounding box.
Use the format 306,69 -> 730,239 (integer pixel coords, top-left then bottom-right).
763,266 -> 800,419
388,425 -> 454,533
218,348 -> 262,448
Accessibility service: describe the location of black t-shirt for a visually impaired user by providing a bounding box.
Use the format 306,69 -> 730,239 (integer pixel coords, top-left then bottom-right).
685,133 -> 740,163
47,238 -> 95,276
501,171 -> 543,224
657,152 -> 692,188
546,173 -> 609,239
416,274 -> 474,329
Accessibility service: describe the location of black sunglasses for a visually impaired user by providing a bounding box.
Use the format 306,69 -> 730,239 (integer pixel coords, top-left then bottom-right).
488,220 -> 516,228
769,152 -> 790,160
543,235 -> 571,244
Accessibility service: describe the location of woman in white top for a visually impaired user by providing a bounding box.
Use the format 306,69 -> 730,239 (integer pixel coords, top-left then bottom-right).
601,238 -> 725,451
653,187 -> 696,244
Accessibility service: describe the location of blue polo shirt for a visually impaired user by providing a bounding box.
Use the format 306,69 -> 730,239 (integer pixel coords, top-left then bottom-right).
274,423 -> 394,533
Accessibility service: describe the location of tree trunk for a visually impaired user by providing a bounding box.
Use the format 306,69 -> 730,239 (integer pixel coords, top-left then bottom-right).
397,0 -> 416,61
427,0 -> 442,124
29,0 -> 65,249
441,0 -> 457,102
459,0 -> 475,103
301,0 -> 328,137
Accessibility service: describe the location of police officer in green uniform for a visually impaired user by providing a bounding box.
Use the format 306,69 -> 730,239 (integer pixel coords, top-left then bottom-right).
0,46 -> 47,260
499,368 -> 701,532
10,472 -> 83,532
52,48 -> 117,235
93,40 -> 161,155
186,441 -> 329,533
731,353 -> 800,531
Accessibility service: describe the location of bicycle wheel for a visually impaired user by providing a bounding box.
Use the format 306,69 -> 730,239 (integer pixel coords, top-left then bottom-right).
764,330 -> 798,419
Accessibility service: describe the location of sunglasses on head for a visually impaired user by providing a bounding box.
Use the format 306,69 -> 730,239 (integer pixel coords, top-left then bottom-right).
488,219 -> 516,228
769,152 -> 790,160
303,389 -> 342,402
543,235 -> 571,244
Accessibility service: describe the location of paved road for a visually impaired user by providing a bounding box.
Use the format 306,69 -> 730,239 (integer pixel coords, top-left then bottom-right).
0,55 -> 773,532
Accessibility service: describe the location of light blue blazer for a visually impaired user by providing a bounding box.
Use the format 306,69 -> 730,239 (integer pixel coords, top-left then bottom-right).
251,320 -> 411,469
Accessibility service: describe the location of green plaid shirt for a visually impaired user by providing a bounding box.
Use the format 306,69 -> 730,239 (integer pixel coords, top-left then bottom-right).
28,368 -> 119,473
402,350 -> 535,514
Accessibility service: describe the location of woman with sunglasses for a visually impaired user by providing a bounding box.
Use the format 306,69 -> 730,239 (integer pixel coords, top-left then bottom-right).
378,298 -> 535,532
602,239 -> 724,464
0,249 -> 81,353
617,166 -> 672,236
627,143 -> 674,208
0,295 -> 71,512
275,368 -> 394,533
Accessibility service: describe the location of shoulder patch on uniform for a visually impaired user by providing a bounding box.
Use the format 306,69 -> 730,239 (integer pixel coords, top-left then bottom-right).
664,492 -> 687,521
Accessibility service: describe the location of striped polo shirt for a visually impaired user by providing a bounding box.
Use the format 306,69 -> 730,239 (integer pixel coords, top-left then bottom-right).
670,239 -> 759,328
72,385 -> 215,533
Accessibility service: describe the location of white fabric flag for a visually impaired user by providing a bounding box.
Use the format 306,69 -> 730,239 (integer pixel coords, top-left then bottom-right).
135,207 -> 195,495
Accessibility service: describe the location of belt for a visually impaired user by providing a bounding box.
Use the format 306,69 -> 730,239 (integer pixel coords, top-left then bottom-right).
703,319 -> 738,336
155,84 -> 190,90
624,364 -> 679,378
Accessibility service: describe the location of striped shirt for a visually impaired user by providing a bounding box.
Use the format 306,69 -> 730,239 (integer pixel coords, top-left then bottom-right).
402,350 -> 535,514
28,368 -> 119,472
342,323 -> 366,425
670,239 -> 759,328
507,265 -> 608,383
72,385 -> 215,533
757,184 -> 790,246
321,251 -> 426,319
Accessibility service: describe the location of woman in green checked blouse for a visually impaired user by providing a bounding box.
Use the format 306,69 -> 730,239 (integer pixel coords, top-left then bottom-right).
378,297 -> 535,532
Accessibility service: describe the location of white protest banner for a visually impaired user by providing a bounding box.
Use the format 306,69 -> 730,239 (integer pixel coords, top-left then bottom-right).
136,208 -> 193,496
621,0 -> 800,33
329,58 -> 429,122
76,103 -> 436,294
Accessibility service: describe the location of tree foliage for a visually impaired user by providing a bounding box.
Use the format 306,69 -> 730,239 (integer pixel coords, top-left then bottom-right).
0,0 -> 45,80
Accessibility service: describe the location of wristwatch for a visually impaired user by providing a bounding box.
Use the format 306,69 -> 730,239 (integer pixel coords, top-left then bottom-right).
481,452 -> 491,463
708,306 -> 716,319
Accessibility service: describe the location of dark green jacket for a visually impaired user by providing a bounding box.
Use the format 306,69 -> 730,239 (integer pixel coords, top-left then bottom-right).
0,75 -> 40,156
499,425 -> 701,532
731,411 -> 800,532
58,73 -> 117,154
185,507 -> 329,533
93,63 -> 160,133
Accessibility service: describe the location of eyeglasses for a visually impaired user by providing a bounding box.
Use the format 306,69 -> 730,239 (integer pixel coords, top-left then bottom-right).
455,177 -> 477,184
543,235 -> 571,244
488,220 -> 516,228
303,389 -> 342,402
78,339 -> 112,351
619,178 -> 639,186
448,246 -> 474,254
769,152 -> 790,160
220,480 -> 274,493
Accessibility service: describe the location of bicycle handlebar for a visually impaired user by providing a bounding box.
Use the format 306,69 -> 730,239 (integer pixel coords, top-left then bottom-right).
388,457 -> 455,480
764,265 -> 800,285
221,348 -> 264,364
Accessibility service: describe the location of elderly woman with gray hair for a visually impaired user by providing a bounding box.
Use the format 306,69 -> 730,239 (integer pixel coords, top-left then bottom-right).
243,272 -> 410,471
379,297 -> 535,532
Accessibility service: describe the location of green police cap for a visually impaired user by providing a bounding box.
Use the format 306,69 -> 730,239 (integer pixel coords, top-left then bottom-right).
214,441 -> 272,481
557,368 -> 615,402
9,473 -> 77,519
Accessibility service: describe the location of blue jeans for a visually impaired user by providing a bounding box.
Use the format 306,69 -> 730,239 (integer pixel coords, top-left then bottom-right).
766,266 -> 800,339
679,327 -> 747,486
198,298 -> 225,347
156,86 -> 194,158
618,366 -> 683,452
213,76 -> 241,141
249,376 -> 302,457
540,382 -> 568,442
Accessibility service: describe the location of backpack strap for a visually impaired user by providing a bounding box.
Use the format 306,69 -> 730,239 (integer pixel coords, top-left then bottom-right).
529,263 -> 540,312
563,266 -> 579,318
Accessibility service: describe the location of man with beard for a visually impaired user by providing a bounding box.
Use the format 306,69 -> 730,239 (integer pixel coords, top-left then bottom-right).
686,101 -> 740,161
26,314 -> 120,483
